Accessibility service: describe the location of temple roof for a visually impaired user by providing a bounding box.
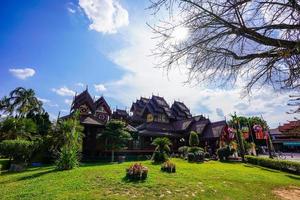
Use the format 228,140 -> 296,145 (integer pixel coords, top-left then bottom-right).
171,101 -> 192,120
94,96 -> 112,115
202,120 -> 227,138
143,95 -> 175,119
71,89 -> 94,112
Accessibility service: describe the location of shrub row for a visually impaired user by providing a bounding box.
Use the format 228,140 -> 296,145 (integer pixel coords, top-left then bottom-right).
245,155 -> 300,175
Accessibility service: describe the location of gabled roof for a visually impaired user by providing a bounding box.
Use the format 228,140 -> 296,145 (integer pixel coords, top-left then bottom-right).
142,95 -> 175,119
71,90 -> 94,112
202,120 -> 227,138
112,109 -> 129,119
130,97 -> 149,112
171,101 -> 192,120
94,96 -> 112,115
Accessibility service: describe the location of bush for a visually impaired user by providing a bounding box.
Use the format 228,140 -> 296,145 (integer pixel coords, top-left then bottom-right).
0,139 -> 36,164
187,151 -> 204,162
187,153 -> 195,162
204,152 -> 210,159
126,163 -> 148,180
55,146 -> 79,170
217,146 -> 234,161
194,151 -> 205,162
188,146 -> 204,153
178,146 -> 189,157
245,155 -> 300,175
152,151 -> 169,163
161,161 -> 176,173
0,159 -> 10,171
189,131 -> 199,146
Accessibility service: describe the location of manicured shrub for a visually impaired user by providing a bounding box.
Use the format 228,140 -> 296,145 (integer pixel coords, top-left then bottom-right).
0,139 -> 36,164
151,137 -> 171,163
245,155 -> 300,174
161,161 -> 176,173
187,152 -> 195,162
55,146 -> 79,170
178,146 -> 189,157
188,146 -> 204,153
204,152 -> 210,159
194,151 -> 205,162
217,146 -> 234,161
189,131 -> 199,146
126,163 -> 148,180
152,151 -> 169,163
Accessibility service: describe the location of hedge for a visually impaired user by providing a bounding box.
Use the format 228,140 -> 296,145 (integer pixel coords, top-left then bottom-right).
245,155 -> 300,175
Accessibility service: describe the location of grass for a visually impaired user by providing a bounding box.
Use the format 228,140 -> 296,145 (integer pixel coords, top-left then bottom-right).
1,158 -> 300,200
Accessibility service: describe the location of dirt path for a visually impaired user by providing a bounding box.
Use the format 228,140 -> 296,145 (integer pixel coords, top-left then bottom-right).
273,186 -> 300,200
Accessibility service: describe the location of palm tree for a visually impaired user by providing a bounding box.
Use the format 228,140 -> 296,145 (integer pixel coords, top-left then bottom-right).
1,87 -> 43,117
151,137 -> 172,162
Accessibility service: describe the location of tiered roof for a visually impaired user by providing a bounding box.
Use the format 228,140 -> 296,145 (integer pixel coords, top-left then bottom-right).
143,95 -> 175,119
71,89 -> 94,113
171,101 -> 192,120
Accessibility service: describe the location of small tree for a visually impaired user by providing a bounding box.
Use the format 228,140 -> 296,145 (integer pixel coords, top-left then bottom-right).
55,112 -> 83,170
101,120 -> 132,162
189,131 -> 199,147
151,137 -> 172,163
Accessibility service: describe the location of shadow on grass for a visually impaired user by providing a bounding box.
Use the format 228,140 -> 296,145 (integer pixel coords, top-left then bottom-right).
285,174 -> 300,180
79,162 -> 123,168
121,176 -> 147,184
17,169 -> 57,181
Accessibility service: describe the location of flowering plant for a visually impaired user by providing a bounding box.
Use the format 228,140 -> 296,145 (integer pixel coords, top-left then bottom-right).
161,161 -> 176,173
126,163 -> 148,180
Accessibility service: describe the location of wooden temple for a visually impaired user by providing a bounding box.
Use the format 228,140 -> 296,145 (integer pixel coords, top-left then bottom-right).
61,89 -> 227,159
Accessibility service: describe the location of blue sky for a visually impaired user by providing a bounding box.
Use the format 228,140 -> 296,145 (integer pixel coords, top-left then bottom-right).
0,0 -> 296,127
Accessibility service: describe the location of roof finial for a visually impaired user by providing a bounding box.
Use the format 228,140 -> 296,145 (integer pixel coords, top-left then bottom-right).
86,85 -> 88,91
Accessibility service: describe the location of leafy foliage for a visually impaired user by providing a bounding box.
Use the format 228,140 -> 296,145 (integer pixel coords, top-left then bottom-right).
0,117 -> 37,140
55,146 -> 79,170
189,131 -> 199,147
161,161 -> 176,173
126,163 -> 148,180
245,156 -> 300,175
0,87 -> 43,118
101,120 -> 132,162
0,139 -> 37,163
55,112 -> 83,170
151,137 -> 172,163
217,146 -> 235,161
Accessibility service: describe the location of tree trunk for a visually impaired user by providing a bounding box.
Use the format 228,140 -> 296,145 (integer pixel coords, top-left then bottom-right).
111,150 -> 114,163
236,130 -> 245,162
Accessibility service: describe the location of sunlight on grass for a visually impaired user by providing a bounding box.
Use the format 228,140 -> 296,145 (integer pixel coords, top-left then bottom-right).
1,159 -> 299,199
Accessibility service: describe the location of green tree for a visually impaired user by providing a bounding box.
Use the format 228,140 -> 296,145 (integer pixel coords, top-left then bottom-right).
151,137 -> 172,163
101,120 -> 132,162
0,117 -> 37,141
55,112 -> 84,170
189,131 -> 199,147
0,87 -> 43,118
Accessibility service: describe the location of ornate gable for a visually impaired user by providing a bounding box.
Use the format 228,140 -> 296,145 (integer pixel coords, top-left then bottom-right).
71,90 -> 94,114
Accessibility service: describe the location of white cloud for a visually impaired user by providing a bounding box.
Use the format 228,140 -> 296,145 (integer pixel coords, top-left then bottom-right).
103,21 -> 297,128
64,99 -> 73,105
76,82 -> 85,87
79,0 -> 129,34
94,84 -> 107,92
9,68 -> 35,80
68,7 -> 76,14
52,87 -> 75,96
37,97 -> 50,103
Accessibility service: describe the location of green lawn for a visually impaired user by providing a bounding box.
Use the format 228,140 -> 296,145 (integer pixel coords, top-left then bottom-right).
0,159 -> 299,200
